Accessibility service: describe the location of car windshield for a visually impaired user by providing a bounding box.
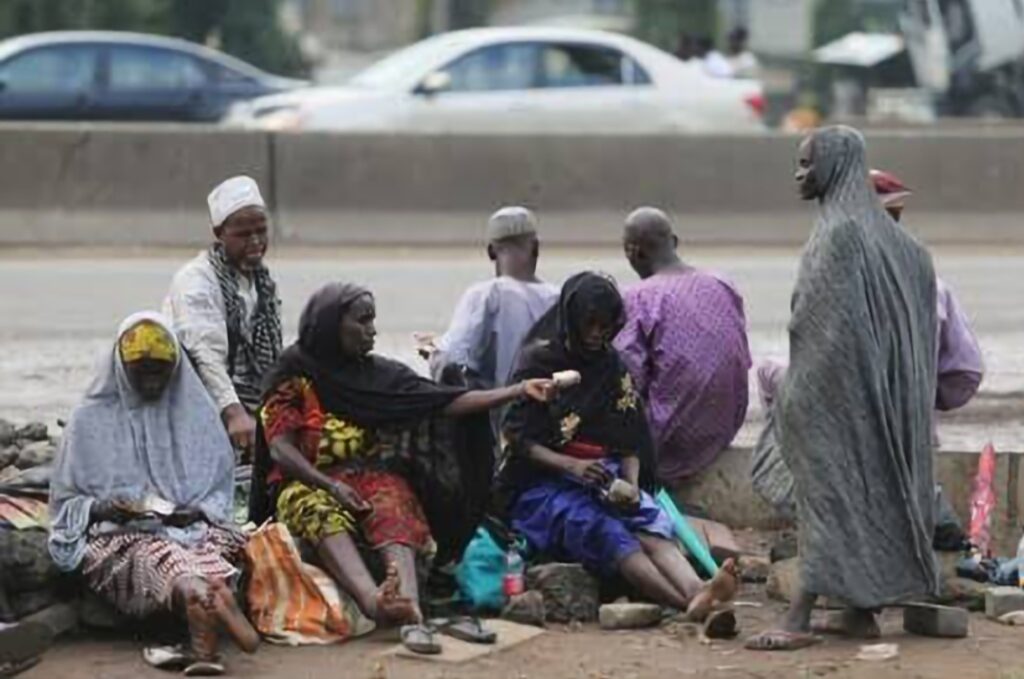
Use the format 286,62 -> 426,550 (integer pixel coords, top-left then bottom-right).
349,34 -> 460,89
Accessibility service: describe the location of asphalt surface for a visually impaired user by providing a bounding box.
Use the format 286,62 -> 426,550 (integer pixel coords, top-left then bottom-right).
2,245 -> 1021,448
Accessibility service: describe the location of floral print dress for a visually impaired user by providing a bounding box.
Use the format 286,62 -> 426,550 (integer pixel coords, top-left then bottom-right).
262,377 -> 435,555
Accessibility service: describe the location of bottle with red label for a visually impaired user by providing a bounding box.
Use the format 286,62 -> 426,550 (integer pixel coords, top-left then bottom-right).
502,547 -> 525,598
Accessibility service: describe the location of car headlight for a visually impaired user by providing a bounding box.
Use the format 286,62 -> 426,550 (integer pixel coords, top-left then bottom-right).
257,107 -> 306,131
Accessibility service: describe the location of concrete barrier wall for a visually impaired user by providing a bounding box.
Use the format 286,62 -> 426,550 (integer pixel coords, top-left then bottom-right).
1,124 -> 1023,246
0,124 -> 271,246
673,446 -> 1024,557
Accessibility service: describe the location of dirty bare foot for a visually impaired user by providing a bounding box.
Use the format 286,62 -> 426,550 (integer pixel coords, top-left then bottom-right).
210,581 -> 261,653
685,558 -> 740,622
183,583 -> 220,667
372,562 -> 418,625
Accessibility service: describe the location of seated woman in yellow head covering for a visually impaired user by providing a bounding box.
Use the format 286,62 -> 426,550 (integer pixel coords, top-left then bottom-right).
49,312 -> 258,676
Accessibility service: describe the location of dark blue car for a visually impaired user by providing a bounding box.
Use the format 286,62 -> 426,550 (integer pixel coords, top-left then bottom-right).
0,31 -> 305,122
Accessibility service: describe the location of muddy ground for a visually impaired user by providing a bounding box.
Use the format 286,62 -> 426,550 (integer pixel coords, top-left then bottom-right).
24,587 -> 1024,679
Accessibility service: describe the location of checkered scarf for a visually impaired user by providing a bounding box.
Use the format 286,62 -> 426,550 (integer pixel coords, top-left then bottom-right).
207,243 -> 282,409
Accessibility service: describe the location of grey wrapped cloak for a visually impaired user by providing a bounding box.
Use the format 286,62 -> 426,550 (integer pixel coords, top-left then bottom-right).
776,126 -> 939,608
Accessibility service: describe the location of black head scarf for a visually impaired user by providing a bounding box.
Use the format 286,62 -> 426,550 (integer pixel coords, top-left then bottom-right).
251,282 -> 492,564
498,272 -> 656,504
263,281 -> 466,426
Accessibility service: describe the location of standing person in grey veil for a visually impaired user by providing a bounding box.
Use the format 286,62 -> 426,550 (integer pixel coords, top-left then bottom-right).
747,126 -> 939,651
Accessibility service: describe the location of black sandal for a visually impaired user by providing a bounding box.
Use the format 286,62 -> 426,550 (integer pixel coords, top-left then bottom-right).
436,616 -> 497,644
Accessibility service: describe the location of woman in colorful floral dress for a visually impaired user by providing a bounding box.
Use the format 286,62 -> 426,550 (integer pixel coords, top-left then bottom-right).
257,282 -> 553,654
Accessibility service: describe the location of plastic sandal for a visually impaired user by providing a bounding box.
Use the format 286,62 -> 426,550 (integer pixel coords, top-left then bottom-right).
437,617 -> 497,645
401,623 -> 442,655
744,630 -> 822,652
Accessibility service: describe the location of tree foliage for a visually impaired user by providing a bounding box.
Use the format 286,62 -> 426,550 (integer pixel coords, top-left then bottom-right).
0,0 -> 308,77
632,0 -> 718,52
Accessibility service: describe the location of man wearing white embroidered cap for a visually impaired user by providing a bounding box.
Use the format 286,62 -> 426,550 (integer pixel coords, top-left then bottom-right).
163,175 -> 282,458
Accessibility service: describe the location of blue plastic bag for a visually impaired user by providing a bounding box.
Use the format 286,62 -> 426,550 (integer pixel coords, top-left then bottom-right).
455,525 -> 520,612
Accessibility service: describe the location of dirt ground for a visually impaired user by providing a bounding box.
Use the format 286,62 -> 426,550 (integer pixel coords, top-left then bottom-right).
23,586 -> 1024,679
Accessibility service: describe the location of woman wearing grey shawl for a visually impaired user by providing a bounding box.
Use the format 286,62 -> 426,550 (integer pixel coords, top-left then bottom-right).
48,312 -> 258,675
747,127 -> 939,651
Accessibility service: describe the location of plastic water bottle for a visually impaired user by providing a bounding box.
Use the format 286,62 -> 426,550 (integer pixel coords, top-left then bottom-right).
502,548 -> 525,598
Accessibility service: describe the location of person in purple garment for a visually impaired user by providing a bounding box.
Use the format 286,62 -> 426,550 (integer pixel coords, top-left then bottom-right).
614,207 -> 752,484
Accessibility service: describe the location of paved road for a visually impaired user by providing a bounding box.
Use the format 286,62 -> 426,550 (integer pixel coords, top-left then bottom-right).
2,245 -> 1022,447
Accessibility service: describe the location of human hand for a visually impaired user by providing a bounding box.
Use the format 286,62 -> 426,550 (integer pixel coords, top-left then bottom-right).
328,482 -> 373,519
91,498 -> 137,523
223,404 -> 256,452
569,459 -> 613,487
165,507 -> 204,528
521,379 -> 556,402
413,332 -> 438,360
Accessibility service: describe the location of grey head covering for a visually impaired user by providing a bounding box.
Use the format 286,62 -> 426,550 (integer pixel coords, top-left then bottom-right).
486,206 -> 538,243
773,125 -> 939,608
48,311 -> 235,572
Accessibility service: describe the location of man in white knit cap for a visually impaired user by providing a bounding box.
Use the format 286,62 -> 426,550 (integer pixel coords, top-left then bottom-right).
163,175 -> 282,456
423,206 -> 558,392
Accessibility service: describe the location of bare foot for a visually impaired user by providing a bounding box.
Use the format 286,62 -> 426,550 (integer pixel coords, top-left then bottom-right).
183,584 -> 219,664
685,558 -> 740,622
210,581 -> 261,653
372,562 -> 418,625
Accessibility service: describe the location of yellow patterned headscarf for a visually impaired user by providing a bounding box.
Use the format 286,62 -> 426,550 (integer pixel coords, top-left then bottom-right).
118,320 -> 178,364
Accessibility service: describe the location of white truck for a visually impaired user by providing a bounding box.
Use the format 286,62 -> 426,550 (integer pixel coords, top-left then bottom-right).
901,0 -> 1024,116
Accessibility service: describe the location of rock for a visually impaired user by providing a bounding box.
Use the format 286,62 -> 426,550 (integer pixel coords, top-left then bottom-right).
766,557 -> 800,603
740,556 -> 771,583
78,592 -> 126,630
770,531 -> 798,563
0,421 -> 15,447
986,586 -> 1024,619
11,589 -> 58,620
23,602 -> 77,638
501,591 -> 546,628
939,577 -> 988,612
0,529 -> 59,590
526,563 -> 600,623
15,423 -> 48,443
598,602 -> 662,630
902,603 -> 969,638
0,447 -> 18,469
998,611 -> 1024,626
14,441 -> 55,470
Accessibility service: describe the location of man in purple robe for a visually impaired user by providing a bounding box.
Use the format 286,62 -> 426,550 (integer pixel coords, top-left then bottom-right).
614,207 -> 752,484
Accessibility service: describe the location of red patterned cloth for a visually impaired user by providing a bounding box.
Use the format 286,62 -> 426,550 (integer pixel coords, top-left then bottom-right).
262,376 -> 433,553
82,526 -> 245,618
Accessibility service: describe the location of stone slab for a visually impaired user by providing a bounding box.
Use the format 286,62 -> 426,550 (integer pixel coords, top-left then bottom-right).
598,603 -> 662,630
986,587 -> 1024,619
903,603 -> 969,638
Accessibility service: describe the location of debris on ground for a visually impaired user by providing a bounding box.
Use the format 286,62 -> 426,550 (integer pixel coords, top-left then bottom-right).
598,603 -> 662,630
855,643 -> 899,662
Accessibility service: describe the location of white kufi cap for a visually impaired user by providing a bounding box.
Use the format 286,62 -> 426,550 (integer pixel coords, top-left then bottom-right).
207,175 -> 265,228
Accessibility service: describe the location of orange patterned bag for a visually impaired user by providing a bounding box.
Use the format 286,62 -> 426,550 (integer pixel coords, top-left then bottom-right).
245,522 -> 375,645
